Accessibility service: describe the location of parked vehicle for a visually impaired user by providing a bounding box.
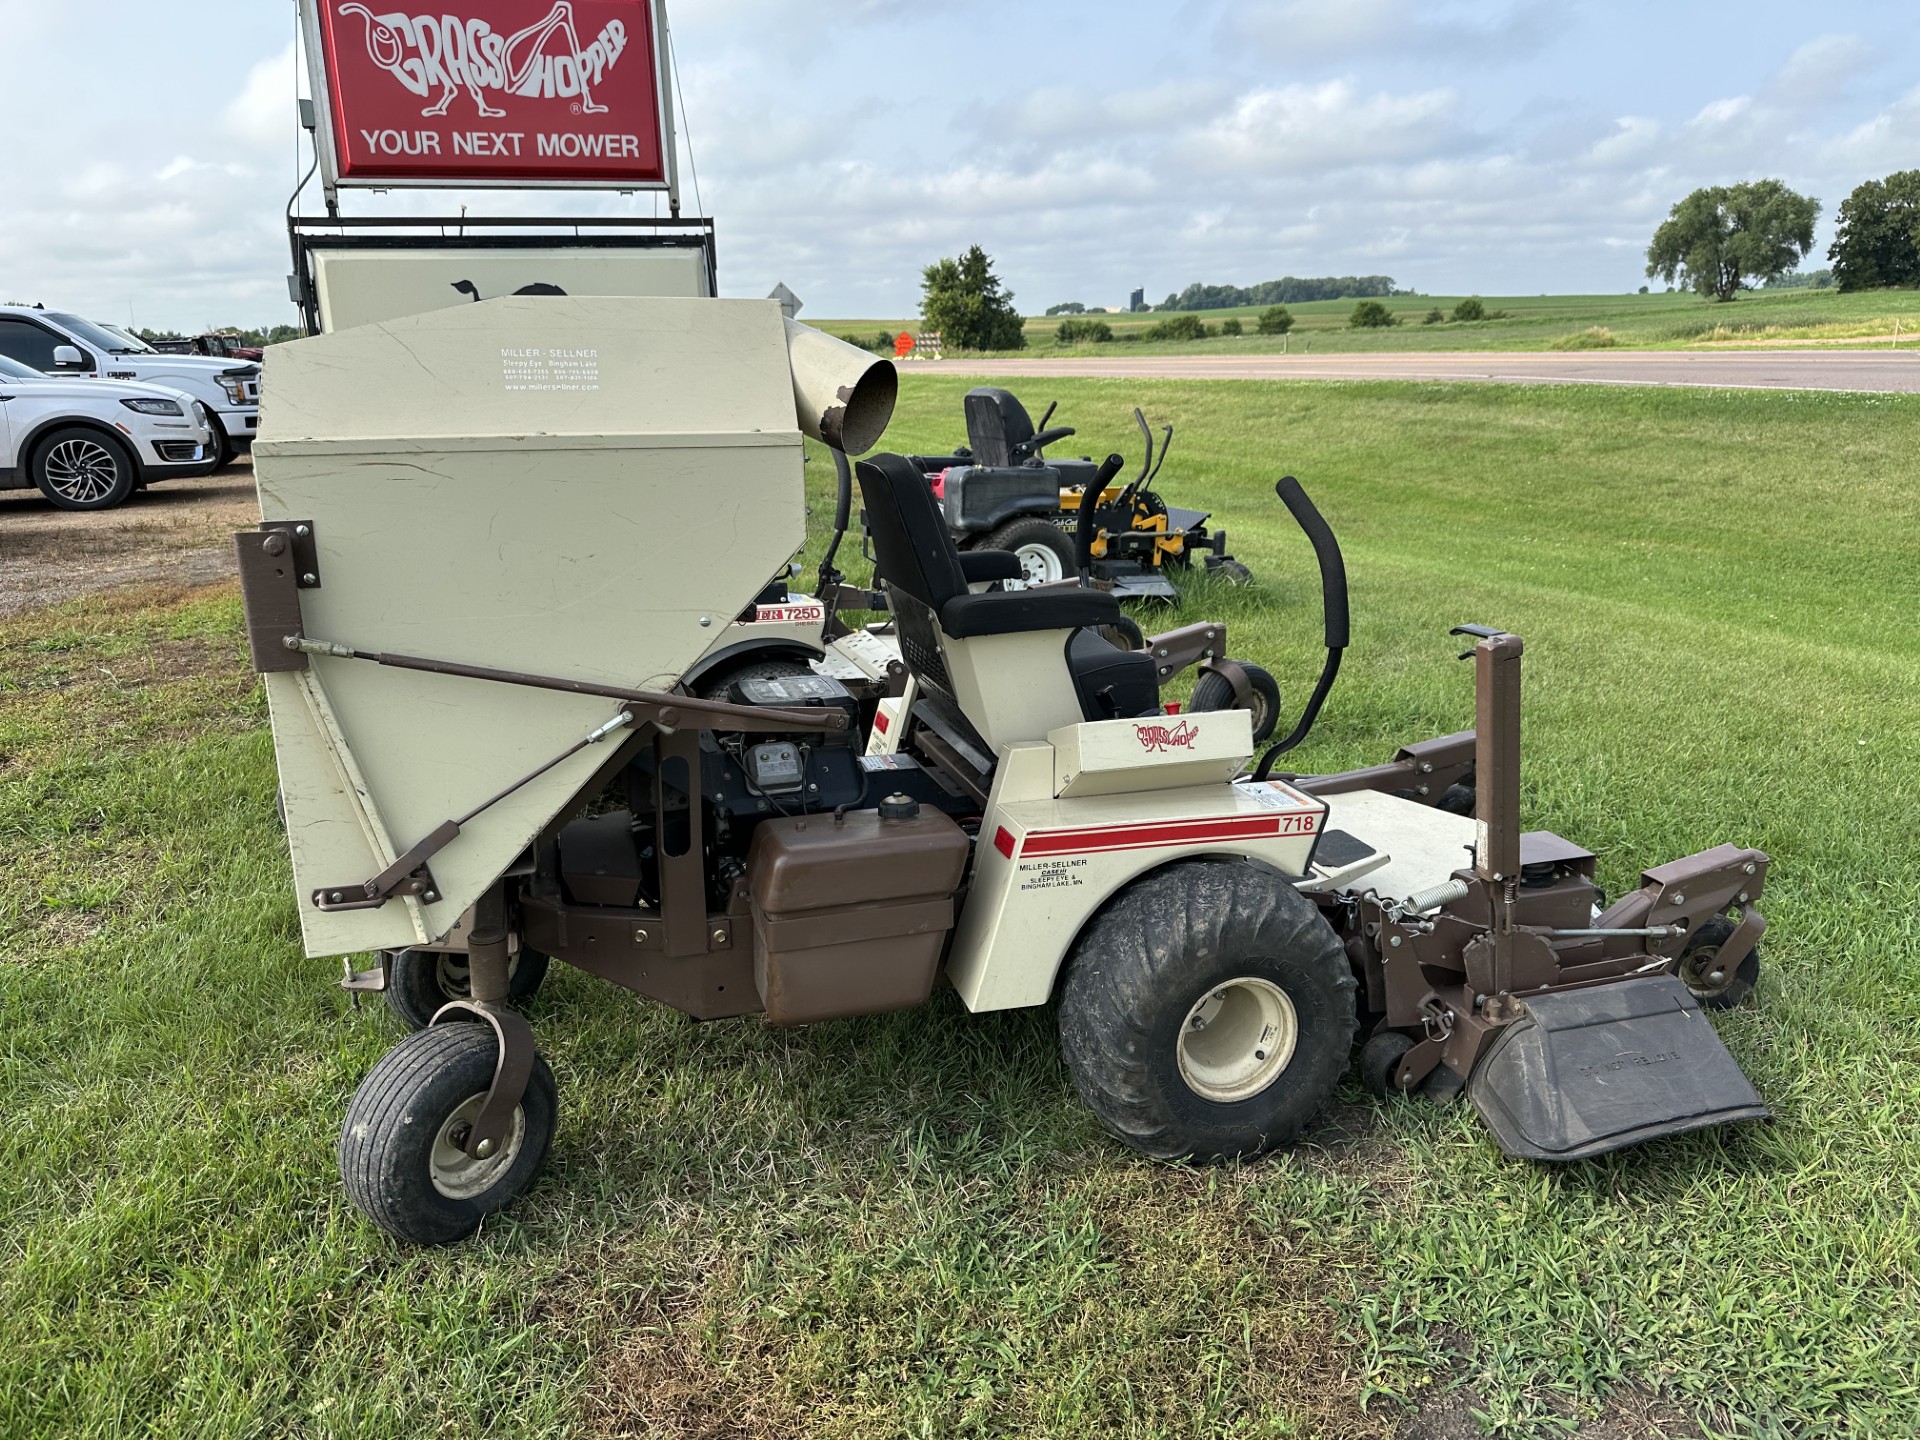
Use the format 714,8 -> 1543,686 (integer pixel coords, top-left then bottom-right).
0,306 -> 261,469
145,331 -> 265,362
0,353 -> 216,509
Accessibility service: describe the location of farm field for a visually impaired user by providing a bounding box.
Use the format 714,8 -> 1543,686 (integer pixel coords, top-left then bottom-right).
820,286 -> 1920,357
2,378 -> 1918,1438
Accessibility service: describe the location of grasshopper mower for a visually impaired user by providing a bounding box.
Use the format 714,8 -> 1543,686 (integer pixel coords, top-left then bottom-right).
896,386 -> 1249,600
244,296 -> 1769,1246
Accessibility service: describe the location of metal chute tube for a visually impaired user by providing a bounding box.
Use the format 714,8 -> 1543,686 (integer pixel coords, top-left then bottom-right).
784,318 -> 898,455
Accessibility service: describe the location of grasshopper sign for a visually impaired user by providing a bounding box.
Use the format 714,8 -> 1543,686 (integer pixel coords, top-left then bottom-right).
301,0 -> 675,191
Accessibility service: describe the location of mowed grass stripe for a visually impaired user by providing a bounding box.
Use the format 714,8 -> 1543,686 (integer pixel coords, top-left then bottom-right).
1,378 -> 1916,1437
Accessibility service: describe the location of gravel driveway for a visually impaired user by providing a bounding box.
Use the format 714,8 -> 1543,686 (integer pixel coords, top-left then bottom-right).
0,459 -> 256,617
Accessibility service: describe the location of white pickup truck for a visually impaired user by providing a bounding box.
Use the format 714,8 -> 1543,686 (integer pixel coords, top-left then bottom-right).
0,306 -> 261,468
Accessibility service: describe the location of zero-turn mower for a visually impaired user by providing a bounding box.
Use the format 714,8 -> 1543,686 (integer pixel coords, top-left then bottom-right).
243,296 -> 1770,1246
896,386 -> 1249,600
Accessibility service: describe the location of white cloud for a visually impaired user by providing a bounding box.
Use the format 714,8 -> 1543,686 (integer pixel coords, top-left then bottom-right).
226,43 -> 300,153
1186,81 -> 1464,175
3,4 -> 1919,325
1219,0 -> 1566,63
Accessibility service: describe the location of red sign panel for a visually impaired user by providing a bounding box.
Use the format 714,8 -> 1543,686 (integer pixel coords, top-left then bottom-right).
314,0 -> 665,185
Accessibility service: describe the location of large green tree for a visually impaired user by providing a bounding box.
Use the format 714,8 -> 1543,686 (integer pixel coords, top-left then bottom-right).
1645,180 -> 1819,301
920,245 -> 1027,351
1828,170 -> 1920,291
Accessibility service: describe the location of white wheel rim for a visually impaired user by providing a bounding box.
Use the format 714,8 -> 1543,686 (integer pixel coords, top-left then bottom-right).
429,1092 -> 527,1200
1015,542 -> 1064,585
1176,976 -> 1299,1103
44,439 -> 119,502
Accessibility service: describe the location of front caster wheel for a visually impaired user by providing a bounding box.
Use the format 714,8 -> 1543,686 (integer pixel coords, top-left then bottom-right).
384,945 -> 550,1030
338,1024 -> 556,1246
1188,662 -> 1283,744
1676,916 -> 1760,1010
1059,859 -> 1355,1160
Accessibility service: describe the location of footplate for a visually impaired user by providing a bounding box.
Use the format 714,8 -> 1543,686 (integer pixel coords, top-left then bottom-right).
1469,974 -> 1769,1161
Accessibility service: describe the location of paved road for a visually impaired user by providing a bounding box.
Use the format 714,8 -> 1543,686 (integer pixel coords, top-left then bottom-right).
912,349 -> 1920,393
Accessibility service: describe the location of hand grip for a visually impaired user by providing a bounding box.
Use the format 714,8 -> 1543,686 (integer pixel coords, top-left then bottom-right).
1077,453 -> 1126,580
1276,476 -> 1349,650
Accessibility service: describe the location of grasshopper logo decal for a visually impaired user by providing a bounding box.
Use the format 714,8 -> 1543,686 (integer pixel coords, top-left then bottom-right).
336,1 -> 627,118
1135,719 -> 1201,753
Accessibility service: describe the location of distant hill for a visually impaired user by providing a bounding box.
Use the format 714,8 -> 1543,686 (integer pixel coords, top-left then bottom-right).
1159,276 -> 1398,311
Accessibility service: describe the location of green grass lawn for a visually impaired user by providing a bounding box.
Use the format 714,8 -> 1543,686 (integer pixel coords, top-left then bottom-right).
819,286 -> 1920,357
3,378 -> 1918,1438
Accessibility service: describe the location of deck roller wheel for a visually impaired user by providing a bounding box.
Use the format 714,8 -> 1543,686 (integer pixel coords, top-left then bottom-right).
1359,1031 -> 1417,1100
1676,916 -> 1761,1010
338,1024 -> 556,1246
1059,859 -> 1355,1160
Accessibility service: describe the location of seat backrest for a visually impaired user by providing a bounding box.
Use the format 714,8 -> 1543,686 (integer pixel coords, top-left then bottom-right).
856,453 -> 969,609
963,387 -> 1034,469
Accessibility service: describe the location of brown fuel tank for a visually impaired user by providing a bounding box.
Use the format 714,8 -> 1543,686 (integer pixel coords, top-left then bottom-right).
746,799 -> 970,1025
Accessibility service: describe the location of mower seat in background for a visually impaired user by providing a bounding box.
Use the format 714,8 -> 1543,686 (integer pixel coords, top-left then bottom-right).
964,387 -> 1036,467
857,453 -> 1159,749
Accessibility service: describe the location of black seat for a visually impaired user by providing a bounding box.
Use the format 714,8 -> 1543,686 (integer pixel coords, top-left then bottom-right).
964,388 -> 1035,468
857,454 -> 1159,723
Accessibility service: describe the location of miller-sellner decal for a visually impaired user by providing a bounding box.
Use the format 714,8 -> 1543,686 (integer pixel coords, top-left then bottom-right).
314,0 -> 665,185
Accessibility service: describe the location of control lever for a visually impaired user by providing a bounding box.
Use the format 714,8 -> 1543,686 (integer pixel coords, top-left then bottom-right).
1076,453 -> 1128,584
1449,623 -> 1509,660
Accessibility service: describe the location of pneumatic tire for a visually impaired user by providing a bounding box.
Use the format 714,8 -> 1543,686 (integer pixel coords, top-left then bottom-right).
31,427 -> 137,510
1188,662 -> 1283,743
981,516 -> 1076,587
206,416 -> 234,471
1058,859 -> 1356,1160
338,1024 -> 556,1246
384,946 -> 551,1031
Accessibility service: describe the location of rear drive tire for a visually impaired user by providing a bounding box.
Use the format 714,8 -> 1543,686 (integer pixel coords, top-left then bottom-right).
1676,916 -> 1760,1010
1188,663 -> 1282,744
385,946 -> 551,1031
206,416 -> 234,471
31,427 -> 137,510
981,517 -> 1075,587
1059,859 -> 1355,1160
338,1024 -> 556,1246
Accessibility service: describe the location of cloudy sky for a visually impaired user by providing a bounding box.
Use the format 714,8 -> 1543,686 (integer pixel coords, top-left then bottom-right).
2,0 -> 1916,329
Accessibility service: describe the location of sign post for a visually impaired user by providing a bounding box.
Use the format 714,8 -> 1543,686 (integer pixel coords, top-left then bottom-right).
298,0 -> 679,212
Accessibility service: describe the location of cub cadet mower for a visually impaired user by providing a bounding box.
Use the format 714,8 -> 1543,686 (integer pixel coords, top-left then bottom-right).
245,296 -> 1769,1246
897,387 -> 1250,600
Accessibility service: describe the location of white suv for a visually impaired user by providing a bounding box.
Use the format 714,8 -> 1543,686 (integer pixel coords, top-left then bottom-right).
0,353 -> 216,510
0,306 -> 261,468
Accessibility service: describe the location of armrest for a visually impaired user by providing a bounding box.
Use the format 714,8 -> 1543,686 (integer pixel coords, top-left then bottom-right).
938,586 -> 1121,639
957,549 -> 1024,584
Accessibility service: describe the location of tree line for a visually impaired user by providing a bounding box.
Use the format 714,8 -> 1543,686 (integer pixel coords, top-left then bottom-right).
1156,276 -> 1397,311
1647,169 -> 1920,300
